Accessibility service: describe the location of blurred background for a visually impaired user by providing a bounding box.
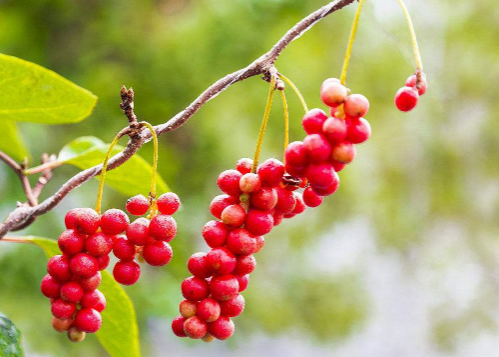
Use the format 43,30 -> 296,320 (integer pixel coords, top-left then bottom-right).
1,0 -> 498,356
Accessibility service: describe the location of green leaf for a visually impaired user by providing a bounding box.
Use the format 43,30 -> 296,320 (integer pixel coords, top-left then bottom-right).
58,136 -> 169,197
0,121 -> 30,161
0,312 -> 23,357
0,53 -> 97,124
25,236 -> 141,357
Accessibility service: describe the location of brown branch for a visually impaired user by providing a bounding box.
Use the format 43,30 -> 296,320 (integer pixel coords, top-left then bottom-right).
0,151 -> 37,207
0,0 -> 356,238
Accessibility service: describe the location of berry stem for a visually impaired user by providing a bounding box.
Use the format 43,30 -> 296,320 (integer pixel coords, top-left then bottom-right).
339,0 -> 365,85
138,121 -> 159,200
279,90 -> 290,153
396,0 -> 423,71
251,74 -> 277,173
278,73 -> 308,113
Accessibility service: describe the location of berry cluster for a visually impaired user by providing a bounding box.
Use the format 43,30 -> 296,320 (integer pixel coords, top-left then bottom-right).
394,71 -> 428,112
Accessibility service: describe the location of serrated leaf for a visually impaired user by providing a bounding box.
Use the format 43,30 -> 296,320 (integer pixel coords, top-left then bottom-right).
0,53 -> 97,124
0,312 -> 23,357
0,121 -> 30,161
26,236 -> 141,357
58,136 -> 169,197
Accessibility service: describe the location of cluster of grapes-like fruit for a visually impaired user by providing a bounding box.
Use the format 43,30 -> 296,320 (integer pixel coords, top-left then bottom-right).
171,77 -> 371,342
40,192 -> 180,342
394,71 -> 428,112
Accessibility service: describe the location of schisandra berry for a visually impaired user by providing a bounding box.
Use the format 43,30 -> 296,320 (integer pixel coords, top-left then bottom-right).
126,218 -> 150,246
179,300 -> 198,318
97,254 -> 110,270
221,204 -> 246,228
323,117 -> 347,143
74,308 -> 102,333
302,109 -> 328,135
239,173 -> 262,193
275,187 -> 297,214
172,316 -> 188,337
284,141 -> 309,168
236,275 -> 250,292
65,208 -> 100,235
245,209 -> 274,236
331,141 -> 356,164
232,254 -> 256,276
70,253 -> 99,278
235,158 -> 253,174
85,232 -> 113,257
217,170 -> 243,197
58,230 -> 85,256
405,73 -> 427,95
209,275 -> 239,301
347,117 -> 371,144
47,255 -> 72,282
303,187 -> 324,207
226,229 -> 257,255
344,94 -> 369,118
303,134 -> 332,163
113,236 -> 137,261
219,294 -> 245,317
41,274 -> 62,298
60,281 -> 84,303
202,220 -> 228,248
257,159 -> 284,186
187,252 -> 213,279
157,192 -> 181,215
79,272 -> 102,292
209,194 -> 238,219
81,290 -> 106,312
197,298 -> 221,323
394,86 -> 419,112
67,326 -> 86,343
142,241 -> 173,266
51,298 -> 76,319
184,316 -> 208,339
306,163 -> 337,189
113,260 -> 141,286
181,276 -> 210,301
250,187 -> 278,211
52,317 -> 74,333
320,79 -> 347,107
206,247 -> 237,275
100,209 -> 130,235
126,194 -> 150,216
208,316 -> 235,340
149,214 -> 177,241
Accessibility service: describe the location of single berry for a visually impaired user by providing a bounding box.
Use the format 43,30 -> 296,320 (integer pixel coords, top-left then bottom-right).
303,187 -> 324,207
180,300 -> 198,318
113,236 -> 137,260
292,193 -> 305,214
285,161 -> 307,178
226,228 -> 257,256
65,208 -> 100,235
197,298 -> 221,322
347,117 -> 371,144
81,289 -> 106,312
331,159 -> 346,172
149,214 -> 177,241
172,316 -> 187,337
209,195 -> 238,219
273,210 -> 284,226
331,141 -> 356,164
250,187 -> 278,211
184,316 -> 208,339
254,236 -> 265,254
312,177 -> 340,196
74,308 -> 102,333
323,117 -> 348,143
70,253 -> 99,278
320,81 -> 348,107
60,281 -> 84,303
245,209 -> 274,236
219,294 -> 245,317
41,274 -> 62,298
187,252 -> 212,278
232,254 -> 256,276
79,272 -> 102,292
344,94 -> 369,118
217,170 -> 243,197
275,187 -> 297,214
113,260 -> 141,285
157,192 -> 181,215
181,276 -> 210,301
236,275 -> 250,292
306,163 -> 336,189
303,134 -> 332,163
47,255 -> 72,282
142,241 -> 173,266
202,220 -> 228,248
302,108 -> 328,135
209,275 -> 239,301
126,194 -> 150,216
126,218 -> 150,246
51,298 -> 76,319
85,232 -> 113,257
100,209 -> 130,236
257,159 -> 285,186
208,316 -> 235,340
221,204 -> 246,228
239,173 -> 262,193
52,317 -> 74,333
235,158 -> 253,174
97,254 -> 110,270
202,333 -> 215,343
284,141 -> 309,168
395,86 -> 419,112
67,326 -> 86,343
58,229 -> 86,256
405,73 -> 427,95
206,247 -> 237,275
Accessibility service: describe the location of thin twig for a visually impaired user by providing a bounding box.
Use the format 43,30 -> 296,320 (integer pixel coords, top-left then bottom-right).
0,151 -> 37,206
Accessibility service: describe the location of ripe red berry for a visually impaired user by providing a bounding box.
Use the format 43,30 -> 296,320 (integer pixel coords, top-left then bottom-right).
302,108 -> 328,135
85,232 -> 114,257
250,187 -> 278,211
235,158 -> 253,174
197,298 -> 221,322
58,229 -> 86,256
323,117 -> 348,143
312,177 -> 340,196
184,316 -> 208,339
219,294 -> 245,317
202,220 -> 228,248
331,141 -> 356,164
209,195 -> 238,219
60,281 -> 84,303
51,298 -> 76,319
275,187 -> 297,214
113,236 -> 136,261
52,317 -> 74,333
172,316 -> 187,337
67,326 -> 86,342
245,209 -> 274,236
239,173 -> 261,193
81,289 -> 106,312
254,236 -> 265,254
149,214 -> 177,241
306,163 -> 336,189
157,192 -> 181,215
208,316 -> 235,340
221,204 -> 246,228
217,169 -> 243,197
65,208 -> 100,235
320,80 -> 348,107
142,241 -> 173,266
210,275 -> 239,301
179,299 -> 198,318
236,274 -> 250,292
347,117 -> 371,144
206,247 -> 237,275
187,252 -> 212,278
126,218 -> 150,246
292,193 -> 305,214
232,254 -> 256,276
284,141 -> 309,168
395,86 -> 419,112
47,255 -> 72,282
303,134 -> 332,163
100,209 -> 130,235
113,260 -> 141,285
74,308 -> 102,333
181,276 -> 210,301
331,159 -> 346,172
273,210 -> 284,226
303,187 -> 324,207
79,272 -> 102,292
97,254 -> 110,270
226,229 -> 257,255
285,161 -> 307,178
344,94 -> 369,118
405,74 -> 427,95
257,159 -> 284,186
41,274 -> 62,298
126,194 -> 150,216
70,253 -> 99,278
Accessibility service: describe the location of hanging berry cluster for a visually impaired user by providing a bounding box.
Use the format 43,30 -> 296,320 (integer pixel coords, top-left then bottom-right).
394,71 -> 428,112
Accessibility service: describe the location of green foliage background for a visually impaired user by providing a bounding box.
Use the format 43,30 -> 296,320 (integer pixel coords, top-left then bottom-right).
1,0 -> 498,356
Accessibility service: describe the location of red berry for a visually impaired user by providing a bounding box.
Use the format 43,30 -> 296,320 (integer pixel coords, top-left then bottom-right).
275,187 -> 297,214
85,232 -> 113,257
79,272 -> 101,292
60,281 -> 84,303
47,255 -> 72,282
209,195 -> 238,219
179,300 -> 197,318
235,158 -> 253,174
113,260 -> 141,285
323,117 -> 348,143
206,247 -> 237,275
181,276 -> 210,301
208,316 -> 235,340
344,94 -> 369,118
210,275 -> 239,301
239,173 -> 261,193
221,204 -> 246,228
100,209 -> 130,235
232,254 -> 256,276
157,192 -> 181,215
113,236 -> 136,260
187,252 -> 212,278
245,209 -> 273,236
254,236 -> 265,254
302,108 -> 328,135
142,241 -> 173,266
149,214 -> 177,241
97,254 -> 110,270
273,210 -> 284,226
285,162 -> 307,178
197,298 -> 221,322
250,187 -> 278,211
236,275 -> 250,292
81,289 -> 106,312
312,177 -> 340,196
217,169 -> 243,197
220,294 -> 245,317
52,317 -> 74,333
331,159 -> 346,172
257,159 -> 284,186
347,117 -> 371,144
70,253 -> 99,278
202,220 -> 228,248
394,86 -> 419,112
51,298 -> 76,319
202,333 -> 214,343
41,274 -> 62,298
226,228 -> 257,255
126,218 -> 150,246
303,134 -> 332,163
65,208 -> 100,235
306,163 -> 336,189
320,81 -> 348,107
58,229 -> 86,256
67,326 -> 86,342
126,194 -> 150,216
172,316 -> 187,337
303,187 -> 324,207
284,141 -> 309,168
331,141 -> 356,164
184,316 -> 208,339
74,308 -> 102,333
292,193 -> 305,214
405,74 -> 427,95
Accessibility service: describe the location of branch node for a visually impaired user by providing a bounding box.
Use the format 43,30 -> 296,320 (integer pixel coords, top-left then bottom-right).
120,86 -> 139,127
